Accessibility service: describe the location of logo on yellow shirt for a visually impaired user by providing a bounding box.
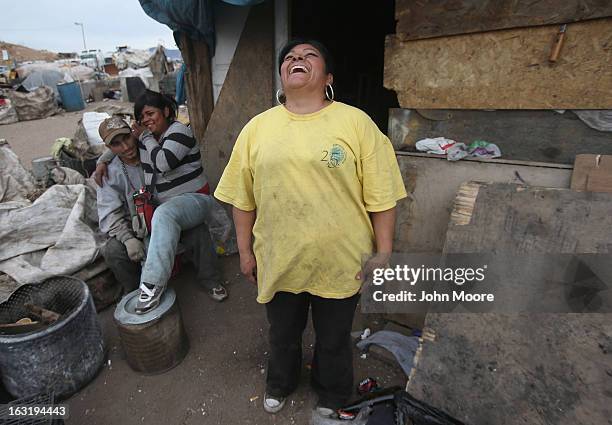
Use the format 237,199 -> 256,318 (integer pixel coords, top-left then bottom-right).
321,144 -> 347,168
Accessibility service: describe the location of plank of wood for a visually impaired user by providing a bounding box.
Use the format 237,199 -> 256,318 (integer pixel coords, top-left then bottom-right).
202,2 -> 274,189
179,33 -> 214,148
388,109 -> 612,164
571,154 -> 612,191
384,19 -> 612,109
393,154 -> 571,253
395,0 -> 612,40
587,170 -> 612,192
406,183 -> 612,425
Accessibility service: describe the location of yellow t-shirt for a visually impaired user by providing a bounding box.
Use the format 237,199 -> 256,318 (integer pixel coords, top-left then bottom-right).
215,101 -> 407,303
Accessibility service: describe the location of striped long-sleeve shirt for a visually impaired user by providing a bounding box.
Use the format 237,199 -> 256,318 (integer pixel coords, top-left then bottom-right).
138,121 -> 208,203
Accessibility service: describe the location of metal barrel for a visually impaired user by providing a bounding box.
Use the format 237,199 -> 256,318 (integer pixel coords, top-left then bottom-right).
113,288 -> 189,374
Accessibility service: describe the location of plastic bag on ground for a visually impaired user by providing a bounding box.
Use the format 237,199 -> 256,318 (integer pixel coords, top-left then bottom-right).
207,201 -> 237,255
395,391 -> 465,425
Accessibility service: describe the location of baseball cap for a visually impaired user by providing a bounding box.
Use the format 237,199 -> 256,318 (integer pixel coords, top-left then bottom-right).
99,116 -> 131,145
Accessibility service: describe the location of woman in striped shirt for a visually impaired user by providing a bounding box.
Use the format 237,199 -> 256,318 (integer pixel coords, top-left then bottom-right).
97,90 -> 228,313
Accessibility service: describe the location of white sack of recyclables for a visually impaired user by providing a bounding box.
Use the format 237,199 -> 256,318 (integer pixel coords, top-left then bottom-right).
83,112 -> 111,145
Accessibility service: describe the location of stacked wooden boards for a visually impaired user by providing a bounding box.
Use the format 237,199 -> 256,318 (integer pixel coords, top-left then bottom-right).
406,182 -> 612,424
393,153 -> 572,253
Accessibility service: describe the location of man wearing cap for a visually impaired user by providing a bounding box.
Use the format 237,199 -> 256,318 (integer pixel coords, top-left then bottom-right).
96,116 -> 225,308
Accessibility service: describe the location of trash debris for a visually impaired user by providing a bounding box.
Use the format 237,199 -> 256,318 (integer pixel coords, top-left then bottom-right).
415,137 -> 457,155
357,377 -> 380,395
24,303 -> 60,323
416,137 -> 502,161
356,331 -> 419,376
249,396 -> 259,402
360,328 -> 371,340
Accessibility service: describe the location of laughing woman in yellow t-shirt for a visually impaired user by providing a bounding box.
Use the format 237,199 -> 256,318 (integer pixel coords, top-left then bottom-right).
215,39 -> 407,417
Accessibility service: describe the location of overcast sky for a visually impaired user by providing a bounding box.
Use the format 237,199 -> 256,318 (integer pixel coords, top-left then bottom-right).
2,0 -> 176,54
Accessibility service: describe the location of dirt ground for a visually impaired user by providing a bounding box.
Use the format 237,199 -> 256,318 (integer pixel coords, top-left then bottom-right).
0,112 -> 409,425
66,257 -> 407,425
0,101 -> 107,169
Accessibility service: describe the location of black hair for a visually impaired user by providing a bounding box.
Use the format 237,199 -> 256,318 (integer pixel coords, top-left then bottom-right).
278,38 -> 334,76
134,89 -> 177,123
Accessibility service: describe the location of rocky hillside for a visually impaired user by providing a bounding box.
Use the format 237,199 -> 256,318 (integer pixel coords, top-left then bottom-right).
0,41 -> 58,62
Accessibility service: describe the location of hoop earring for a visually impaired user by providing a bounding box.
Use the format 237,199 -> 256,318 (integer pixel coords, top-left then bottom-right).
276,89 -> 285,104
325,84 -> 335,101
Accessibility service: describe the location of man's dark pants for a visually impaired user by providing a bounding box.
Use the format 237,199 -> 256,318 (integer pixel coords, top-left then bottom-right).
101,222 -> 221,293
265,291 -> 359,409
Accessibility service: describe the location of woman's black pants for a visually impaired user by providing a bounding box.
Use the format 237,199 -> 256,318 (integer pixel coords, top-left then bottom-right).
264,291 -> 359,409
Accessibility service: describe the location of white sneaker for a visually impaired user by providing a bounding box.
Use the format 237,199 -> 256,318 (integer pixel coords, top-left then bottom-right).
134,282 -> 164,314
263,393 -> 286,414
208,285 -> 228,302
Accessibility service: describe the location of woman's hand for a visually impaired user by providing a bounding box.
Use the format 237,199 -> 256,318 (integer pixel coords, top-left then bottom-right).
94,162 -> 108,187
131,121 -> 146,139
355,252 -> 391,282
240,251 -> 257,285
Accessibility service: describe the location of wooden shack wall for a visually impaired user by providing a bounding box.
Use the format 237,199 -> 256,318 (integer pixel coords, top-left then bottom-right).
384,18 -> 612,109
394,153 -> 572,253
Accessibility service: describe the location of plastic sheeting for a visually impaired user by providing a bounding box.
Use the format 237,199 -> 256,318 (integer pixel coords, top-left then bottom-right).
118,67 -> 153,88
0,144 -> 101,289
16,63 -> 95,82
19,69 -> 64,98
573,110 -> 612,132
138,0 -> 216,54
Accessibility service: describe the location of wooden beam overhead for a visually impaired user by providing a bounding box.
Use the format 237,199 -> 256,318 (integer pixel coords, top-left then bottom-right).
395,0 -> 612,40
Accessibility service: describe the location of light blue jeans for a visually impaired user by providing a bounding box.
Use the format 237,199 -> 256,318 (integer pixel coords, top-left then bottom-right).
141,192 -> 213,287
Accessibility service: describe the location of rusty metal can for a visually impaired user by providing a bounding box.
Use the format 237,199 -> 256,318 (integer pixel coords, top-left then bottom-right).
338,409 -> 356,420
357,377 -> 379,394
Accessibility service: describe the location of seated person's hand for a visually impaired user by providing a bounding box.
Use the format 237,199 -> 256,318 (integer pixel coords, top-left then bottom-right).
124,238 -> 145,262
131,121 -> 146,139
94,162 -> 109,187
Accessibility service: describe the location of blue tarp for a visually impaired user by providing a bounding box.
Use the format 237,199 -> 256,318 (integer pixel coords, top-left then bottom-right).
139,0 -> 216,54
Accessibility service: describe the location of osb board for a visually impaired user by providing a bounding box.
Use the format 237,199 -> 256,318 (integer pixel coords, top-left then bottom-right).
571,154 -> 612,191
407,183 -> 612,425
388,109 -> 612,164
394,153 -> 571,253
202,2 -> 274,189
384,18 -> 612,109
395,0 -> 612,40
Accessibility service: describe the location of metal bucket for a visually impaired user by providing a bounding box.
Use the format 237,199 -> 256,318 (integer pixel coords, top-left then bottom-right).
113,288 -> 189,374
0,276 -> 105,399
